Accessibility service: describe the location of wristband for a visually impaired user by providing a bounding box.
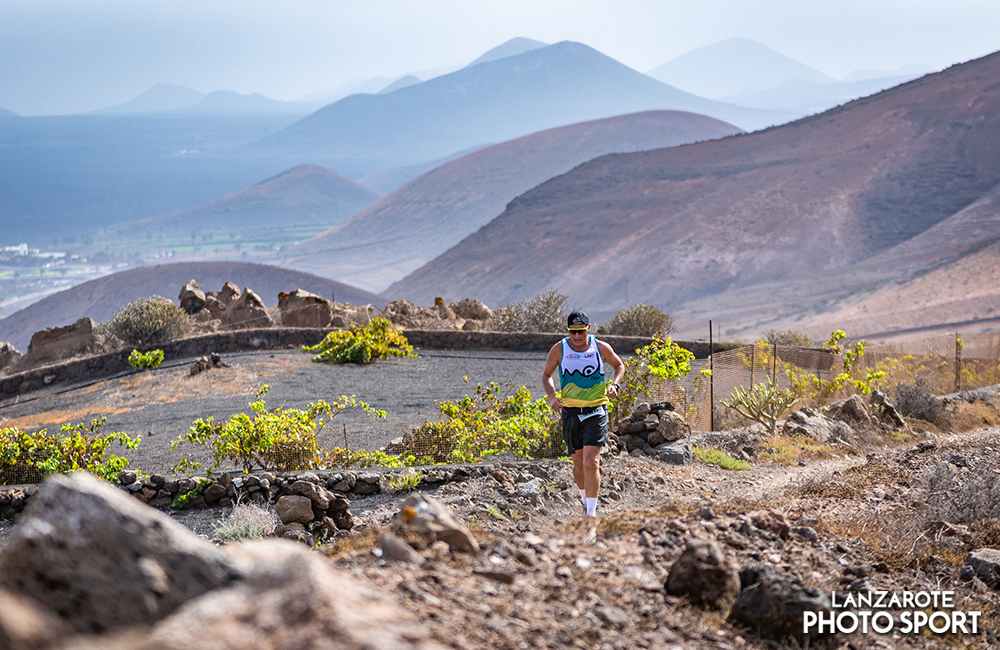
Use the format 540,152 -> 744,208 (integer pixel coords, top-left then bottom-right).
610,382 -> 620,389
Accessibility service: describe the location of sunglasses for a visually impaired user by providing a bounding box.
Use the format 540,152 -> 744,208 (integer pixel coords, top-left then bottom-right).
567,327 -> 588,332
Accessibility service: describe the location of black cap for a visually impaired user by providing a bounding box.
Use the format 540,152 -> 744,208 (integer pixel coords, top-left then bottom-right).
567,311 -> 590,329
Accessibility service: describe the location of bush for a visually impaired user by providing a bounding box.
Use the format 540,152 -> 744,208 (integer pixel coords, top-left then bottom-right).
304,317 -> 414,364
610,337 -> 700,426
487,289 -> 568,333
692,446 -> 752,471
128,348 -> 164,370
107,296 -> 191,346
720,378 -> 798,435
334,382 -> 561,467
894,380 -> 949,427
762,329 -> 813,347
0,417 -> 140,484
212,502 -> 277,541
603,303 -> 676,337
171,385 -> 385,475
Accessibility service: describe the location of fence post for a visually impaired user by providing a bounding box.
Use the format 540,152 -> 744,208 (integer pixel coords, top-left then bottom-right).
709,320 -> 714,432
750,344 -> 756,389
773,344 -> 778,385
955,332 -> 962,393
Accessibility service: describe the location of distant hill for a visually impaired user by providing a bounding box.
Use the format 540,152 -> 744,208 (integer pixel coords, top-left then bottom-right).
0,262 -> 384,351
843,64 -> 932,82
647,37 -> 835,98
94,84 -> 205,114
184,91 -> 322,114
387,49 -> 1000,340
357,144 -> 493,195
466,37 -> 548,67
377,76 -> 422,95
721,74 -> 927,116
248,41 -> 786,177
283,110 -> 743,291
0,107 -> 20,118
97,164 -> 380,247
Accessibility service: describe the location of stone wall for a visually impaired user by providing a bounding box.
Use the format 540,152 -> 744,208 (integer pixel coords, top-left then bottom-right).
0,326 -> 715,399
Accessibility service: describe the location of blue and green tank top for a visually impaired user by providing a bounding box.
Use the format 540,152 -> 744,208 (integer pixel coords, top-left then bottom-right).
559,335 -> 608,407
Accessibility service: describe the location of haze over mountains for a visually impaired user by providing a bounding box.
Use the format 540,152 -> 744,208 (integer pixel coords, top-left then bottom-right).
281,110 -> 743,291
247,41 -> 783,177
97,165 -> 380,251
388,49 -> 1000,340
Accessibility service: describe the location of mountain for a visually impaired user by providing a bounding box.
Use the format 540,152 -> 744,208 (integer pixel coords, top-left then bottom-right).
0,108 -> 16,118
94,84 -> 205,114
720,74 -> 923,116
357,144 -> 493,195
184,91 -> 321,114
97,164 -> 380,247
247,41 -> 786,178
378,75 -> 421,94
843,64 -> 932,82
466,37 -> 549,67
282,110 -> 742,292
0,262 -> 384,352
646,37 -> 835,99
387,50 -> 1000,340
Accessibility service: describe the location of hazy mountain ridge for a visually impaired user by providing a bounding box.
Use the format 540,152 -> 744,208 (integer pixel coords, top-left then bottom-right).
248,41 -> 786,177
387,49 -> 1000,339
282,110 -> 743,292
97,164 -> 380,244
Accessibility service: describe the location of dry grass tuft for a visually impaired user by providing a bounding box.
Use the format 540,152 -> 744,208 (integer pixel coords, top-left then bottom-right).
212,502 -> 277,541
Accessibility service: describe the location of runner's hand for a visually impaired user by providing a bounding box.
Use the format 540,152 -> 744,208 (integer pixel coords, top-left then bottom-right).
548,395 -> 562,411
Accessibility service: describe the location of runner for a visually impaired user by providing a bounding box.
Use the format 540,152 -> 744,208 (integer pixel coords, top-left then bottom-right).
542,311 -> 624,517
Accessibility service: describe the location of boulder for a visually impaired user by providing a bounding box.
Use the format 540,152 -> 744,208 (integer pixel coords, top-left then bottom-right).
215,281 -> 241,306
965,548 -> 1000,588
665,538 -> 741,613
0,473 -> 240,634
828,395 -> 873,428
291,480 -> 332,510
871,390 -> 906,428
0,587 -> 68,650
451,298 -> 493,321
655,439 -> 692,465
222,287 -> 274,329
399,494 -> 479,554
650,410 -> 689,445
203,295 -> 226,319
278,288 -> 333,328
109,541 -> 445,650
782,407 -> 854,443
275,495 -> 315,525
26,317 -> 97,364
178,280 -> 206,315
380,532 -> 426,565
0,342 -> 21,371
729,564 -> 834,644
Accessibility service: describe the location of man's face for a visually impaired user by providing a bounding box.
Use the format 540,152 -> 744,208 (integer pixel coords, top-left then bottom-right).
568,325 -> 589,344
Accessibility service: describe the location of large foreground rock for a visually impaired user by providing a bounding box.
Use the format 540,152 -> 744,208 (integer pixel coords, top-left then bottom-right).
729,564 -> 834,644
782,407 -> 854,443
125,541 -> 446,650
0,472 -> 240,634
665,538 -> 740,613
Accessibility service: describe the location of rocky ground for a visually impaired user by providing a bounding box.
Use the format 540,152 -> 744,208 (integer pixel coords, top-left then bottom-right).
5,347 -> 1000,648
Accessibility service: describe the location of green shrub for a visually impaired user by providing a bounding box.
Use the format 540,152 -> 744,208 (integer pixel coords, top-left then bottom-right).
692,446 -> 753,471
762,329 -> 814,347
610,337 -> 698,426
171,385 -> 385,475
128,348 -> 164,370
107,296 -> 191,346
1,417 -> 140,484
603,303 -> 676,337
487,289 -> 569,333
304,317 -> 415,364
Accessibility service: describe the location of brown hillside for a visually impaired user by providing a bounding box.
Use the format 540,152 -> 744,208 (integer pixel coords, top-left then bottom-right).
0,262 -> 383,351
388,51 -> 1000,339
98,164 -> 380,243
282,111 -> 742,291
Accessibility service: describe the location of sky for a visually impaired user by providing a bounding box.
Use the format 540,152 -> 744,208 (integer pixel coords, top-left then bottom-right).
2,0 -> 999,115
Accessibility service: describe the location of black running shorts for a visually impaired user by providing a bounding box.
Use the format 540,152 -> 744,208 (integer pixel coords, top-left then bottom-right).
561,406 -> 608,453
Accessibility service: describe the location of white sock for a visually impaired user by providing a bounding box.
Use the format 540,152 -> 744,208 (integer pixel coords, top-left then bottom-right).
586,497 -> 597,517
579,488 -> 587,506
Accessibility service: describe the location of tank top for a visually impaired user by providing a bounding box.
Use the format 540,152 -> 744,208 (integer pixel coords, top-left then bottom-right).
559,335 -> 608,407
